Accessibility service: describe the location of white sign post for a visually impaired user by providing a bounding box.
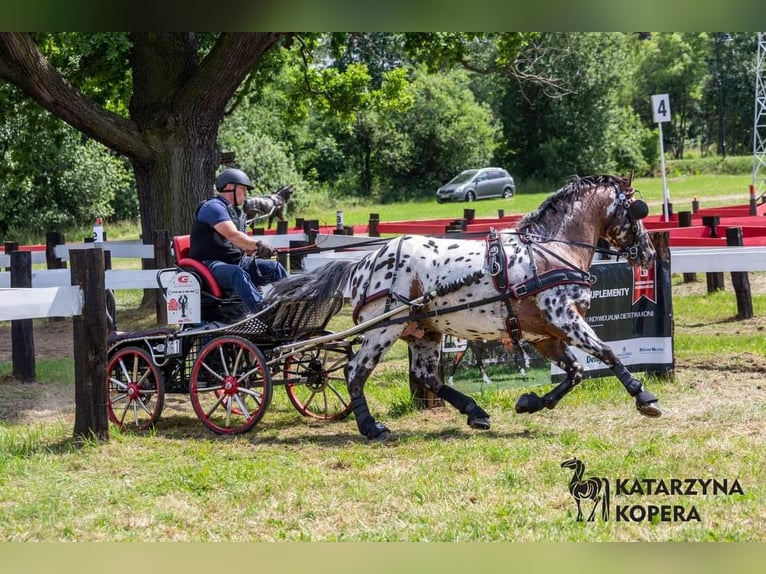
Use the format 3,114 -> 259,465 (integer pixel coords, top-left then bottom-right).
652,94 -> 672,221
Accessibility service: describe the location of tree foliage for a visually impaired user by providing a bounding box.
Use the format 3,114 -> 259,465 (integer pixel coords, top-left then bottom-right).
0,32 -> 761,243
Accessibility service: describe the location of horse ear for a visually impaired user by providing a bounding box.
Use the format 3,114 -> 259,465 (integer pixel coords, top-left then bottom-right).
629,199 -> 649,220
626,170 -> 634,188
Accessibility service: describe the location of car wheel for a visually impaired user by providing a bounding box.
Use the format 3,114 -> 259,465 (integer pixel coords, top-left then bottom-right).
465,191 -> 476,202
503,187 -> 515,199
437,198 -> 444,204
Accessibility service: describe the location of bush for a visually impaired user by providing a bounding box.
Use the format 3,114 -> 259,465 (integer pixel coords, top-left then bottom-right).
662,155 -> 752,177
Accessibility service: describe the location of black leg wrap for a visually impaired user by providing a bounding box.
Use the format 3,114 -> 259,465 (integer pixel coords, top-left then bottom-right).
351,396 -> 390,440
515,392 -> 544,414
613,362 -> 644,397
437,385 -> 491,430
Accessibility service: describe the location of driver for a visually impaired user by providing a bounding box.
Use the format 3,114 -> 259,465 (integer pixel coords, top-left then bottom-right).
189,167 -> 287,313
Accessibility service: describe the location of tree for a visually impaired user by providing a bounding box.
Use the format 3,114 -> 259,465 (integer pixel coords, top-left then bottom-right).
498,33 -> 651,179
0,32 -> 289,239
0,82 -> 132,236
634,33 -> 709,160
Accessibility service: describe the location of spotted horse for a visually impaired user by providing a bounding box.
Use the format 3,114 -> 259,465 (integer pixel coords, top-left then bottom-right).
265,174 -> 660,440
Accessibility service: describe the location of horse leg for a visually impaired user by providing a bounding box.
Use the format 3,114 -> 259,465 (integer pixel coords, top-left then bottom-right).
533,297 -> 661,417
553,312 -> 661,416
344,326 -> 400,441
516,339 -> 583,414
447,348 -> 467,385
475,343 -> 493,385
598,346 -> 662,417
409,334 -> 491,430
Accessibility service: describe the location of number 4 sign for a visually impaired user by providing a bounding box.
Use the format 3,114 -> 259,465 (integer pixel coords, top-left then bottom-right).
652,94 -> 671,123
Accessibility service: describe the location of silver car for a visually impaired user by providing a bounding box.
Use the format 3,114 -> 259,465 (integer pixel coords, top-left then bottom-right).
436,167 -> 516,203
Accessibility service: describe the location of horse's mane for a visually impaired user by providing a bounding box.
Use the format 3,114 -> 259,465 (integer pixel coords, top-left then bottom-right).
517,174 -> 627,236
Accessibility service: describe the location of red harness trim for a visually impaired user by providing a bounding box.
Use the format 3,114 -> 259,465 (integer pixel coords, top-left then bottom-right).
485,229 -> 592,344
352,290 -> 389,323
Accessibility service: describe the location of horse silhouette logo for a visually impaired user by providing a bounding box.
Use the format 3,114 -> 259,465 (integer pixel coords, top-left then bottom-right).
561,457 -> 610,521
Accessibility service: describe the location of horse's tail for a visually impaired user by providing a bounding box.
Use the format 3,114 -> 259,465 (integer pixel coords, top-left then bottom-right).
265,258 -> 361,305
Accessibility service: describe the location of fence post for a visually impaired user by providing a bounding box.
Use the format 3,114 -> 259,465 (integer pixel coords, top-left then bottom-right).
70,248 -> 109,442
368,213 -> 380,237
701,216 -> 724,293
725,227 -> 753,319
677,211 -> 697,283
10,250 -> 35,382
153,230 -> 171,325
45,231 -> 67,270
276,220 -> 289,270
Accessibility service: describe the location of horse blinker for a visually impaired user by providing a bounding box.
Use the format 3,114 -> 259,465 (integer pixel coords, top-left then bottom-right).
628,199 -> 649,220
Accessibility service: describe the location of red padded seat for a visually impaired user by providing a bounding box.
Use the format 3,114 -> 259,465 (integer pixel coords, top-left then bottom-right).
172,235 -> 224,298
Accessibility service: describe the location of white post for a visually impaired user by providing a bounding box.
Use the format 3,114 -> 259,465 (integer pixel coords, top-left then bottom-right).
652,94 -> 672,221
658,122 -> 670,221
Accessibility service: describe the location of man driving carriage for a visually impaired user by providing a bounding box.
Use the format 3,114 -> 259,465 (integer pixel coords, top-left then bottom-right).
189,167 -> 287,313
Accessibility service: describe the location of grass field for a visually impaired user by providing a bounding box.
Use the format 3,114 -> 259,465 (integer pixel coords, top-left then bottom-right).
1,174 -> 765,542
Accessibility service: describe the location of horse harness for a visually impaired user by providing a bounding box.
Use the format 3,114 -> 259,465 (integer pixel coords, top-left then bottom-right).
351,230 -> 592,344
485,227 -> 592,346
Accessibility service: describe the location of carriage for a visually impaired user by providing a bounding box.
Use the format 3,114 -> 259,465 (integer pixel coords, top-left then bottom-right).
105,234 -> 356,435
107,174 -> 663,440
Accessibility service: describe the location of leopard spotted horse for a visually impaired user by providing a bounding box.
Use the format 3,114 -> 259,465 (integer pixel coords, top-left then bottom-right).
265,174 -> 660,441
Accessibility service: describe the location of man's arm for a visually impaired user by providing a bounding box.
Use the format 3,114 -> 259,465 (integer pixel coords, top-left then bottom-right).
213,220 -> 266,256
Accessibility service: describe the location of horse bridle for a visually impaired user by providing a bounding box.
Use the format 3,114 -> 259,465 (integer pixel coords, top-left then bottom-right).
516,185 -> 650,264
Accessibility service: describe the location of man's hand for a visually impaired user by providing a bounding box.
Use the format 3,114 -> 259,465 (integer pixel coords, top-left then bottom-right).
254,242 -> 274,259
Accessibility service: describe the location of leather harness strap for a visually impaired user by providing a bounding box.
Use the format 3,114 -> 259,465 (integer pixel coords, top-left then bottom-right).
485,228 -> 592,345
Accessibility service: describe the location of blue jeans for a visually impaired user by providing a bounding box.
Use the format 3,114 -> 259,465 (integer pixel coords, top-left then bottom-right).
204,256 -> 287,313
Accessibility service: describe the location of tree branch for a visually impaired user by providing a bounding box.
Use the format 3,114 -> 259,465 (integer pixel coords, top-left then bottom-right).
179,32 -> 286,114
0,32 -> 150,162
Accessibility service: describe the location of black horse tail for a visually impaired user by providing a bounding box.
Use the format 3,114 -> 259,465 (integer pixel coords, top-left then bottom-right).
264,258 -> 362,305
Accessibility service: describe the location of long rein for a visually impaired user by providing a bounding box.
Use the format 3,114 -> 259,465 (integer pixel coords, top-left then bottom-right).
355,232 -> 623,332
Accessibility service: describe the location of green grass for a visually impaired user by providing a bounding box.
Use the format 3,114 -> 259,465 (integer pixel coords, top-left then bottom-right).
1,275 -> 764,541
292,173 -> 755,229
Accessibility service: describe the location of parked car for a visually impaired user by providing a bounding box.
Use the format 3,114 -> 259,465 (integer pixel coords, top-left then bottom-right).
436,167 -> 516,203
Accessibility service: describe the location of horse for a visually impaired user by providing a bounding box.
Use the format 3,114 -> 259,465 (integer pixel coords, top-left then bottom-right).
561,457 -> 610,521
265,174 -> 659,441
446,338 -> 530,386
243,184 -> 293,229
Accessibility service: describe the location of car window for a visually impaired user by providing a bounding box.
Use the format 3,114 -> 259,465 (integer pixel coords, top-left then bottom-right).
448,170 -> 477,184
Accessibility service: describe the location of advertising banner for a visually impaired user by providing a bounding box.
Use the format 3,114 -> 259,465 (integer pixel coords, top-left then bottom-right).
552,255 -> 673,381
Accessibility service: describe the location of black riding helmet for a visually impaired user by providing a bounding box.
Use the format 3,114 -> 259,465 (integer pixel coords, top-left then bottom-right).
215,168 -> 253,191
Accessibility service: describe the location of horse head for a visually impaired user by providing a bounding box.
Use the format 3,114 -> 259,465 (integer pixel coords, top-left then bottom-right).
276,184 -> 293,204
601,174 -> 655,269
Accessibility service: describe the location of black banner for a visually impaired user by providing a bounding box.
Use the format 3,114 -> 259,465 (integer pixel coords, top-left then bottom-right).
552,254 -> 673,381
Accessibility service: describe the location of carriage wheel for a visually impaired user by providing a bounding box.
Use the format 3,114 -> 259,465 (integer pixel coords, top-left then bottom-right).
189,335 -> 272,435
283,332 -> 353,420
107,346 -> 165,431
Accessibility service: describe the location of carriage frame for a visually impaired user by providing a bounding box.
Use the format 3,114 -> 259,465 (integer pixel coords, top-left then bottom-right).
106,263 -> 361,435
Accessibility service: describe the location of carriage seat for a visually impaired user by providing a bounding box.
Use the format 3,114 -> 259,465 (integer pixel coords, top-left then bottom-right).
172,235 -> 225,298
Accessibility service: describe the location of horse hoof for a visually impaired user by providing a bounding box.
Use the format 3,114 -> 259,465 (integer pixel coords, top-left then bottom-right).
366,422 -> 391,441
515,393 -> 543,414
368,430 -> 391,442
468,417 -> 491,430
636,391 -> 662,418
